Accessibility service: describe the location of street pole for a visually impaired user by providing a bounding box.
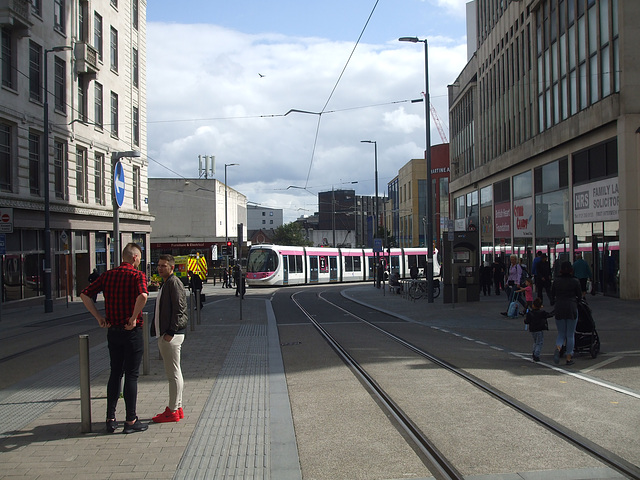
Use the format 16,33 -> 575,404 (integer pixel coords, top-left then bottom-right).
42,46 -> 72,313
224,163 -> 238,269
43,51 -> 53,313
399,36 -> 433,303
111,151 -> 141,266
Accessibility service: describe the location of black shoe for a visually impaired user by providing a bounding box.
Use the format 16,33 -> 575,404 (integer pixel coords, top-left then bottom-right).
106,419 -> 118,433
566,359 -> 575,366
123,417 -> 148,434
500,312 -> 508,316
532,355 -> 540,362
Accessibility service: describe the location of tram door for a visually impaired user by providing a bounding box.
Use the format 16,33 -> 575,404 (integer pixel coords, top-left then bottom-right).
330,257 -> 338,282
309,256 -> 318,283
283,255 -> 289,285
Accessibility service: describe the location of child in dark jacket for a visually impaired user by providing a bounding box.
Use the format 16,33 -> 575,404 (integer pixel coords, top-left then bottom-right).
524,297 -> 553,362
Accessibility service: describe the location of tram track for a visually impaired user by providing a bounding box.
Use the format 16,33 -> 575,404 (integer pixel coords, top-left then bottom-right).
290,289 -> 640,480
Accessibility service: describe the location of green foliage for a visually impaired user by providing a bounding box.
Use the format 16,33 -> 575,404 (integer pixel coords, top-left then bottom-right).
272,222 -> 313,246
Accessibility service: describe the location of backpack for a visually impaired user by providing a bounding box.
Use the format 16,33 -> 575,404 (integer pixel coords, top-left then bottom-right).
507,299 -> 519,318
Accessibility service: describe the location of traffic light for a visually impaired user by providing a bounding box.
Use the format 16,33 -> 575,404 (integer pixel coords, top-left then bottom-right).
225,241 -> 234,258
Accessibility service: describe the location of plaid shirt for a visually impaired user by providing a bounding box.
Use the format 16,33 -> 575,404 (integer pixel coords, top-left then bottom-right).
82,263 -> 148,327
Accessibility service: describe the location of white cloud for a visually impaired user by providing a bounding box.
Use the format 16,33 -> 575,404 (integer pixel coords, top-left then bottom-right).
146,22 -> 467,222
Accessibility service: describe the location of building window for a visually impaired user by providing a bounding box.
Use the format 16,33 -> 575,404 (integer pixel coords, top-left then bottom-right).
95,153 -> 105,205
54,56 -> 66,113
132,0 -> 138,30
76,147 -> 88,202
94,13 -> 103,61
54,0 -> 65,34
78,76 -> 87,122
111,0 -> 117,8
31,0 -> 42,16
132,47 -> 138,88
110,91 -> 118,137
54,140 -> 66,199
78,0 -> 88,42
132,106 -> 139,146
0,123 -> 12,192
94,82 -> 103,128
28,132 -> 40,195
1,28 -> 16,89
29,41 -> 42,102
110,27 -> 118,72
133,165 -> 140,210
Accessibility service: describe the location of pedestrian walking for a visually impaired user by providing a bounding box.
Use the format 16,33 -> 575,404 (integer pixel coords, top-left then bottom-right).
524,297 -> 552,362
535,253 -> 552,303
573,252 -> 592,296
480,261 -> 492,296
80,243 -> 149,434
492,258 -> 504,295
550,261 -> 582,366
189,270 -> 203,309
151,255 -> 188,423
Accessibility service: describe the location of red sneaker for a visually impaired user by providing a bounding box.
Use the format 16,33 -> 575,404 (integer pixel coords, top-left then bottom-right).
152,407 -> 180,423
178,407 -> 184,419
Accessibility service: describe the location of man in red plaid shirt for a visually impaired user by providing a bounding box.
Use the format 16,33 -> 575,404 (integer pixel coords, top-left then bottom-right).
81,242 -> 149,434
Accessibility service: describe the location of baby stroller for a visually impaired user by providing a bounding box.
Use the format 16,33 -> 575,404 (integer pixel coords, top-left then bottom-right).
560,298 -> 600,358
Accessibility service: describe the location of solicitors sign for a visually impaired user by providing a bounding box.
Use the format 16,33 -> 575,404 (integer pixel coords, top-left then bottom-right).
573,177 -> 619,223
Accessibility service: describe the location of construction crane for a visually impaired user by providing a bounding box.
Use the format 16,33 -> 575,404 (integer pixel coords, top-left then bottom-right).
421,91 -> 448,143
430,104 -> 448,143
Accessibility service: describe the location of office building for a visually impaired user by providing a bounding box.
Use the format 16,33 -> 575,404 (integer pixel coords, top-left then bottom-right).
1,0 -> 151,305
449,0 -> 635,299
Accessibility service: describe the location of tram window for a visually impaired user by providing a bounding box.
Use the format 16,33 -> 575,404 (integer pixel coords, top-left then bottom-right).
353,256 -> 361,270
345,256 -> 353,272
288,255 -> 303,273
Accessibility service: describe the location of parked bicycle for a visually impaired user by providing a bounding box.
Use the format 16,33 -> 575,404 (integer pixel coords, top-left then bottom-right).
408,278 -> 440,299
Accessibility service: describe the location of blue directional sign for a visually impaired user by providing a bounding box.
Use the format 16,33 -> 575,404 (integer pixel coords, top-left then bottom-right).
113,161 -> 125,207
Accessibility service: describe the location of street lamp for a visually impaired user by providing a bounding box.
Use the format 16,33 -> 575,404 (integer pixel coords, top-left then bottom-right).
361,140 -> 379,285
224,163 -> 239,267
399,36 -> 434,303
42,45 -> 72,313
111,150 -> 141,266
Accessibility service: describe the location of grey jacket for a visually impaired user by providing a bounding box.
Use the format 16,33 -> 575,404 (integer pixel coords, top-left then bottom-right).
151,274 -> 188,336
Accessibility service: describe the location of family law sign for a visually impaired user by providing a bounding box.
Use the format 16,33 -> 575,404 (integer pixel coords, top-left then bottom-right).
573,177 -> 619,223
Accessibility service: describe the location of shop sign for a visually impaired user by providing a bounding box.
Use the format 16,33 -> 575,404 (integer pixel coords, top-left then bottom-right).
494,202 -> 511,238
573,177 -> 619,223
513,197 -> 533,237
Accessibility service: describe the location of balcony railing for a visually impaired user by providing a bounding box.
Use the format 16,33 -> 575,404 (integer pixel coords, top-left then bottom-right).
0,0 -> 33,30
75,42 -> 99,75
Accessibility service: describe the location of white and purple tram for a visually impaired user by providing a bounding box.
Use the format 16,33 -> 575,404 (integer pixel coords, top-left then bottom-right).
246,244 -> 440,287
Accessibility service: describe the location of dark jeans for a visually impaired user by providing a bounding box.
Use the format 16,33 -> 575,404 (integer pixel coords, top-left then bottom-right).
536,278 -> 551,302
106,327 -> 143,422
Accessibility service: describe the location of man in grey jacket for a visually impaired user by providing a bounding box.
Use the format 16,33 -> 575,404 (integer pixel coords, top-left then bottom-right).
151,255 -> 188,423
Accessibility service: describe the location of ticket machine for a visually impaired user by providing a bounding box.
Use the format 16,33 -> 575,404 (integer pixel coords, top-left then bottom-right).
442,230 -> 480,303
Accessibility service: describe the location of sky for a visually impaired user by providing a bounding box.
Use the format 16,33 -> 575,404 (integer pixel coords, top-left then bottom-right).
145,0 -> 471,223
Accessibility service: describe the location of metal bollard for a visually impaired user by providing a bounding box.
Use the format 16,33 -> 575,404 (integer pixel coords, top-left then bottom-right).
79,335 -> 91,433
142,312 -> 149,375
189,291 -> 195,331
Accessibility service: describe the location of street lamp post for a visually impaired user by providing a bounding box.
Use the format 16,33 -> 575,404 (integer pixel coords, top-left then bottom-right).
361,140 -> 379,285
42,45 -> 72,313
111,150 -> 141,266
224,163 -> 239,268
399,36 -> 433,303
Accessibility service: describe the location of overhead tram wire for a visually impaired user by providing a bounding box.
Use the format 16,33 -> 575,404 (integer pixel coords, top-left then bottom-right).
300,0 -> 381,189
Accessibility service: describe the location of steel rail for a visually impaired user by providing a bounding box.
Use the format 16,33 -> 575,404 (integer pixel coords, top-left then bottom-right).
318,291 -> 640,480
291,291 -> 463,480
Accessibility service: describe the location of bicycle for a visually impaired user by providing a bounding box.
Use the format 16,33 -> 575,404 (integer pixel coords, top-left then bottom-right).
408,278 -> 440,299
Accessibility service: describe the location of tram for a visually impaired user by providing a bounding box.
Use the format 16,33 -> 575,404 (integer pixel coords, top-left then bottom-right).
246,244 -> 440,287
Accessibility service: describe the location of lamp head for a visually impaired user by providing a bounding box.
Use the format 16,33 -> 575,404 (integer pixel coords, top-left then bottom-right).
398,37 -> 420,43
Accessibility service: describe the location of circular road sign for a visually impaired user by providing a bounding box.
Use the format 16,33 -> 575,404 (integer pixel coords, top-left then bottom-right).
113,161 -> 125,207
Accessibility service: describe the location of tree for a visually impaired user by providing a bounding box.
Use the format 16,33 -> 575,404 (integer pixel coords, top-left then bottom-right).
272,222 -> 313,246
